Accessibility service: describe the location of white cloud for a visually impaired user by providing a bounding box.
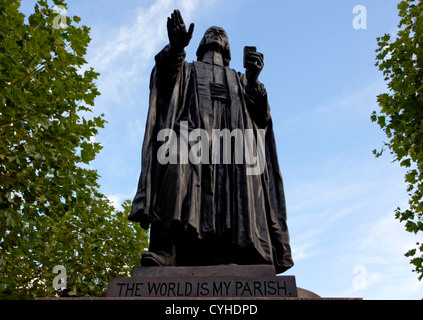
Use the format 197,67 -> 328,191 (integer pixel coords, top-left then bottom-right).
341,212 -> 423,299
359,211 -> 417,256
285,79 -> 388,128
83,0 -> 219,198
90,0 -> 201,74
91,3 -> 165,72
285,154 -> 423,299
316,80 -> 387,116
84,0 -> 208,110
107,192 -> 134,210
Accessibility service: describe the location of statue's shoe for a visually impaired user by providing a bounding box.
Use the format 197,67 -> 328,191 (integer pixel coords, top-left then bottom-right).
141,251 -> 176,266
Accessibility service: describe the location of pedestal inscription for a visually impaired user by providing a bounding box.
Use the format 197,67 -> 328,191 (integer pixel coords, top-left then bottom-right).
106,276 -> 297,298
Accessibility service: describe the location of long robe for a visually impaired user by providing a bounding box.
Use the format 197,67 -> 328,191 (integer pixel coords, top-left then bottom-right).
129,45 -> 294,273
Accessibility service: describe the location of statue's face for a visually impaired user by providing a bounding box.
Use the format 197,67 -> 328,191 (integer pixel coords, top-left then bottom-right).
203,27 -> 228,51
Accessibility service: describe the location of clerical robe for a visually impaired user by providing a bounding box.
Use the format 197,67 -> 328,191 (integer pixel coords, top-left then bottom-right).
129,45 -> 294,273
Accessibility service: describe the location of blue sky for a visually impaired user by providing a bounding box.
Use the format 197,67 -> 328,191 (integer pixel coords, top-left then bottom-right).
21,0 -> 423,299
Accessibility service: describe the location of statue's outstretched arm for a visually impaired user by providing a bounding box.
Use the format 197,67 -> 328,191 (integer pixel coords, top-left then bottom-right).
154,10 -> 194,92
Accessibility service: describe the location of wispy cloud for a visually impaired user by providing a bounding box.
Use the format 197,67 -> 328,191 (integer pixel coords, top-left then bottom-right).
86,0 -> 206,110
84,0 -> 216,196
89,0 -> 201,74
107,192 -> 135,210
341,212 -> 423,299
315,80 -> 387,116
284,79 -> 388,130
286,154 -> 423,299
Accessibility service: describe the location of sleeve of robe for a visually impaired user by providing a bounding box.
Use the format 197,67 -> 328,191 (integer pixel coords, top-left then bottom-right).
244,80 -> 271,128
154,45 -> 186,95
128,45 -> 188,227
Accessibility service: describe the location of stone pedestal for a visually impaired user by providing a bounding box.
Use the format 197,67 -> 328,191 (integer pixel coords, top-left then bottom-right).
106,265 -> 305,299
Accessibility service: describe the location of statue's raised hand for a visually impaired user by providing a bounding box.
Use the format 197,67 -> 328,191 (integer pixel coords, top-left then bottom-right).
167,10 -> 195,52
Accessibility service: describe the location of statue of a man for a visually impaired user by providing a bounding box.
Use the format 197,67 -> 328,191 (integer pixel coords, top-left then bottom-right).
129,10 -> 294,273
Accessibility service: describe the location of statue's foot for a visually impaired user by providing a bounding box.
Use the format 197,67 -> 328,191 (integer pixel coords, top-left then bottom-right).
141,251 -> 176,267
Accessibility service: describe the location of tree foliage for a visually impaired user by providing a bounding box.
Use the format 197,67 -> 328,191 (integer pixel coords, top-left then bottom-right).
0,0 -> 148,299
372,0 -> 423,281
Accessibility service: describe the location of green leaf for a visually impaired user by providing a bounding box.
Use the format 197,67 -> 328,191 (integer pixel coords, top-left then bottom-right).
377,116 -> 386,128
405,221 -> 419,234
400,158 -> 411,167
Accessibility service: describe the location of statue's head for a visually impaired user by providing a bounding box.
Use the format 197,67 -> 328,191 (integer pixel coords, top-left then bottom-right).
196,26 -> 231,67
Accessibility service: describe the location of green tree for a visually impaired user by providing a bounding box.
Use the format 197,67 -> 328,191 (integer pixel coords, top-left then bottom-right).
0,0 -> 148,299
372,0 -> 423,281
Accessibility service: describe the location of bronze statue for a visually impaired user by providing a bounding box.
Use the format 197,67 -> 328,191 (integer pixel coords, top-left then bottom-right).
129,10 -> 293,273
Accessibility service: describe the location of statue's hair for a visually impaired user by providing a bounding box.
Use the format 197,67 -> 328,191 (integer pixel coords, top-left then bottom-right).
196,26 -> 231,67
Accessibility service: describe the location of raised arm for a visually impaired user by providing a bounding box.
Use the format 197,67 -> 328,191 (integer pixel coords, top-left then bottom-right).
244,50 -> 270,128
167,9 -> 194,53
154,10 -> 194,88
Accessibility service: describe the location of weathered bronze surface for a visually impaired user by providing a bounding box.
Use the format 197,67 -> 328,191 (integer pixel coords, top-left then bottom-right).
129,10 -> 293,273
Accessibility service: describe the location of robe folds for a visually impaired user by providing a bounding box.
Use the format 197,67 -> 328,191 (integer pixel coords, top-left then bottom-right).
129,45 -> 294,273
